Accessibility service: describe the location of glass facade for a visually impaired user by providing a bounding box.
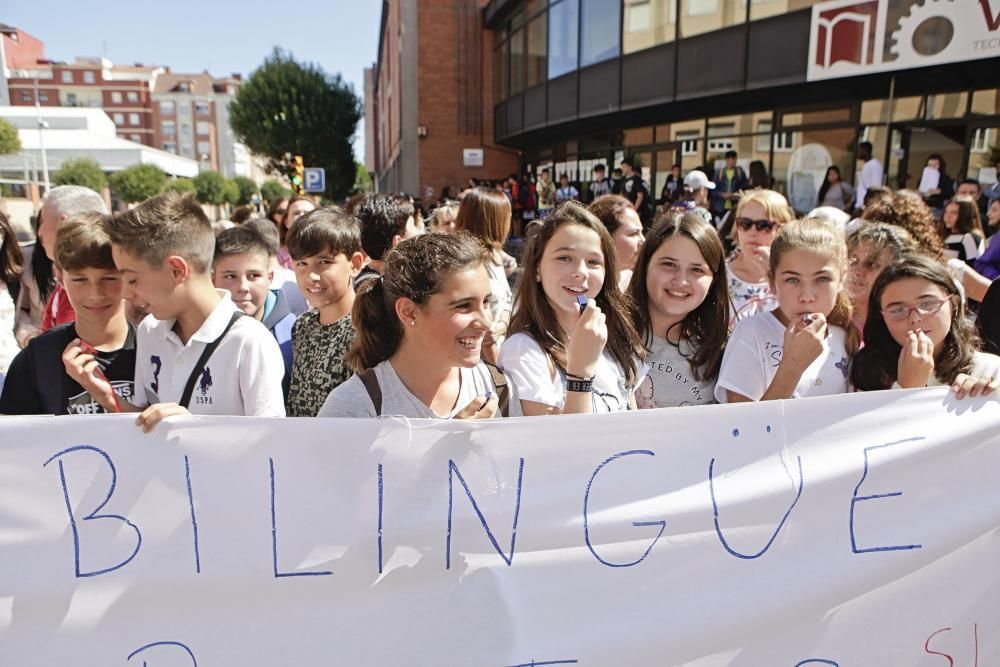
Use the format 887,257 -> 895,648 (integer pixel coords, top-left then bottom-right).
549,0 -> 579,79
580,0 -> 621,67
623,0 -> 676,54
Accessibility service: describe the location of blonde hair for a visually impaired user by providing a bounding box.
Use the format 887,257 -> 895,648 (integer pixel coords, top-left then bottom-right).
731,188 -> 795,241
769,218 -> 858,354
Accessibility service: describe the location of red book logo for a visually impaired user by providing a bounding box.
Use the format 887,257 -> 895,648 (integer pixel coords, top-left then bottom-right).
815,1 -> 880,68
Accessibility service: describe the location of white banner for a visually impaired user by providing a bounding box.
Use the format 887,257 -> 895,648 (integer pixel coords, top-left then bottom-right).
807,0 -> 1000,81
1,389 -> 999,666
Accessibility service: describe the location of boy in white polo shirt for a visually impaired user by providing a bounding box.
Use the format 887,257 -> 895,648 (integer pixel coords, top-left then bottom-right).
64,192 -> 285,431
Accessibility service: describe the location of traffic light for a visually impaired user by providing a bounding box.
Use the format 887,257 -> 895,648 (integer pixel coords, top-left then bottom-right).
291,155 -> 304,195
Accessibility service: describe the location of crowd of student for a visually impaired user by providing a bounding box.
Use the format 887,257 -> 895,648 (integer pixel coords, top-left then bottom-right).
0,168 -> 998,427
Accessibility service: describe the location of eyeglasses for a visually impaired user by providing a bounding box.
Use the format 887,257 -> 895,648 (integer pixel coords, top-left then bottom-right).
735,218 -> 778,233
881,297 -> 949,321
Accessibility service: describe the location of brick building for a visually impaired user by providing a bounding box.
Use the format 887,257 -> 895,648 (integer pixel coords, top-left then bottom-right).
368,0 -> 518,200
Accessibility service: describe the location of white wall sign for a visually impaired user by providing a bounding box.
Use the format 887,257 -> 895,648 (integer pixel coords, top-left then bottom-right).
1,389 -> 999,665
463,148 -> 484,168
808,0 -> 1000,81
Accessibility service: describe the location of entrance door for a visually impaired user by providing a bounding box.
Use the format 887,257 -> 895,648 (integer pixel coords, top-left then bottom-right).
892,123 -> 966,190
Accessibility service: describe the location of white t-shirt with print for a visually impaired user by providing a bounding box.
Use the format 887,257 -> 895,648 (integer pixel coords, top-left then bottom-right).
726,262 -> 776,330
636,335 -> 716,408
498,332 -> 639,413
134,290 -> 286,416
715,310 -> 850,402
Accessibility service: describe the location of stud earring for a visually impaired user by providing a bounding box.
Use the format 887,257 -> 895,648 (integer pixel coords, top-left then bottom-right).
410,320 -> 416,326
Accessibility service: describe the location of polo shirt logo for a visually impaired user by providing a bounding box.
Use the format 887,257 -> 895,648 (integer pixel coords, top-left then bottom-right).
194,367 -> 214,405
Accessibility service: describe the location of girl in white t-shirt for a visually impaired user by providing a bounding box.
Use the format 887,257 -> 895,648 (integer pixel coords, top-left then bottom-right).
498,201 -> 645,415
716,218 -> 858,402
629,212 -> 729,408
319,232 -> 520,419
851,254 -> 998,397
455,188 -> 514,364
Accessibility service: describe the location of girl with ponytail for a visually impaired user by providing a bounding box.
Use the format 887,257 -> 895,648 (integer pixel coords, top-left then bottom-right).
318,232 -> 520,418
716,218 -> 857,402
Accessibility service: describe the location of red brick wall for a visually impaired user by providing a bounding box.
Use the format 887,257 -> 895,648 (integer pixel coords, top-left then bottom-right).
2,30 -> 45,69
416,0 -> 518,199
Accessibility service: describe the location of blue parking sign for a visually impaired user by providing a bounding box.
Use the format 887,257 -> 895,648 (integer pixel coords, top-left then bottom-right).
304,167 -> 326,193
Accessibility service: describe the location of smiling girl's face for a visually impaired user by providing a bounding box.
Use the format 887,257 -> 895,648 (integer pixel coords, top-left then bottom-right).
538,223 -> 606,323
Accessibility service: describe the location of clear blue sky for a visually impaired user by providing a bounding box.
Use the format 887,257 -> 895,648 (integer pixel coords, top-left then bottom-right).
4,0 -> 382,159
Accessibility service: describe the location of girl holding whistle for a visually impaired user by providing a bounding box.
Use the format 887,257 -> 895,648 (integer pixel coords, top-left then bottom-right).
499,202 -> 644,415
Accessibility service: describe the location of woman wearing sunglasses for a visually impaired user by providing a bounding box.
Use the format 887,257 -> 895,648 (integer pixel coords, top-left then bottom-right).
852,254 -> 998,397
725,189 -> 795,329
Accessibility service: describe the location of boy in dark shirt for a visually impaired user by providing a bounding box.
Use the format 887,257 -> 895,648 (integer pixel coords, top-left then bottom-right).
0,213 -> 135,415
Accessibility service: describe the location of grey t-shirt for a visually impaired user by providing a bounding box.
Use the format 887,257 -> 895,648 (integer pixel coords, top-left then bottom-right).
635,335 -> 716,409
317,360 -> 522,418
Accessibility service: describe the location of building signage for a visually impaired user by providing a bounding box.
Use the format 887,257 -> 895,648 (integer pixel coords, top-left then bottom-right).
807,0 -> 1000,81
463,148 -> 484,167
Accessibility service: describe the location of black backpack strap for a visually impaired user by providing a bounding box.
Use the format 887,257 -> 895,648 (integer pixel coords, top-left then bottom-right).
483,362 -> 510,418
179,311 -> 243,409
358,368 -> 382,416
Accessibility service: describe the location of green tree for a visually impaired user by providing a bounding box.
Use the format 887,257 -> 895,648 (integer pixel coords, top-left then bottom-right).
53,158 -> 107,193
353,161 -> 372,194
223,179 -> 240,206
229,48 -> 360,200
163,177 -> 196,195
110,164 -> 168,203
260,179 -> 291,202
232,176 -> 257,205
192,171 -> 227,205
0,118 -> 20,155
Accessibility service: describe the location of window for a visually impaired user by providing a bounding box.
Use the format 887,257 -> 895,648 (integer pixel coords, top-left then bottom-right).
181,123 -> 192,136
162,141 -> 177,153
195,101 -> 210,115
680,0 -> 744,37
20,92 -> 31,102
526,13 -> 547,88
180,102 -> 191,115
972,128 -> 992,153
130,134 -> 142,143
580,0 -> 621,67
774,130 -> 795,152
548,0 -> 579,79
196,121 -> 211,135
83,71 -> 95,84
510,28 -> 525,95
127,91 -> 139,103
61,71 -> 73,83
67,93 -> 78,106
113,113 -> 125,125
197,141 -> 212,155
128,113 -> 140,126
707,123 -> 736,152
494,39 -> 509,101
624,0 -> 677,54
111,91 -> 123,104
181,145 -> 194,158
161,120 -> 176,136
677,130 -> 699,156
38,93 -> 49,103
159,100 -> 175,115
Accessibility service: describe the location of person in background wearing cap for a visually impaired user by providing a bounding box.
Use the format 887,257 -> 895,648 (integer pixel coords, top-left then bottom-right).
712,151 -> 749,220
674,170 -> 716,225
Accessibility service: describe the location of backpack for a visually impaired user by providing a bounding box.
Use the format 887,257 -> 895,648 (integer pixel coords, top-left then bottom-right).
358,363 -> 510,417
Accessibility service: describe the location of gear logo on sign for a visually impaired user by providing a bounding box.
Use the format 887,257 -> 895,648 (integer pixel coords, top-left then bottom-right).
808,0 -> 1000,81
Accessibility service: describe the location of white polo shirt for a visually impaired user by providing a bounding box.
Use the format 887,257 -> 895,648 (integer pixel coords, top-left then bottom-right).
134,290 -> 286,416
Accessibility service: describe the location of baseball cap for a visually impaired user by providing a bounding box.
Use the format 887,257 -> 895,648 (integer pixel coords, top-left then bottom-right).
684,170 -> 716,191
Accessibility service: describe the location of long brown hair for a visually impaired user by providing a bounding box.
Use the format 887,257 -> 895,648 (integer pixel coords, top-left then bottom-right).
508,201 -> 644,385
851,254 -> 979,389
769,218 -> 859,355
0,211 -> 24,286
628,212 -> 729,382
279,196 -> 317,247
943,196 -> 985,236
455,187 -> 511,249
346,232 -> 491,372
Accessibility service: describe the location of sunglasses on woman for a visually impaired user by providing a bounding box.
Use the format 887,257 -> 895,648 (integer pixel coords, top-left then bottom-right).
880,297 -> 949,321
735,218 -> 778,233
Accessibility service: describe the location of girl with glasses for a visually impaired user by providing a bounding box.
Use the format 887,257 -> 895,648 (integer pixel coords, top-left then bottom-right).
851,254 -> 998,397
716,219 -> 857,403
724,189 -> 795,329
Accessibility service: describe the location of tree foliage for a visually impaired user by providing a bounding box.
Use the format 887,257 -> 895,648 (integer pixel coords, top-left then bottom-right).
53,158 -> 107,193
192,171 -> 228,205
223,179 -> 240,206
0,118 -> 20,155
163,177 -> 196,195
260,180 -> 291,202
110,164 -> 168,203
232,176 -> 257,205
353,161 -> 372,194
229,49 -> 360,200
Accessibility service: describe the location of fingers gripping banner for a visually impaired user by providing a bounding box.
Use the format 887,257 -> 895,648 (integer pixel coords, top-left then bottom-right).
1,389 -> 998,666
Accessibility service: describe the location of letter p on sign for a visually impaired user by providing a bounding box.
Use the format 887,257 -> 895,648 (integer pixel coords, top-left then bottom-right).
304,167 -> 326,193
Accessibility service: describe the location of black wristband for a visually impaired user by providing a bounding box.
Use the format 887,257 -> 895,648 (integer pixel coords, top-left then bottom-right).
566,377 -> 594,393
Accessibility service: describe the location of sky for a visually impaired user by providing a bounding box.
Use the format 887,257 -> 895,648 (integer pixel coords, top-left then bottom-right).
4,0 -> 382,159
